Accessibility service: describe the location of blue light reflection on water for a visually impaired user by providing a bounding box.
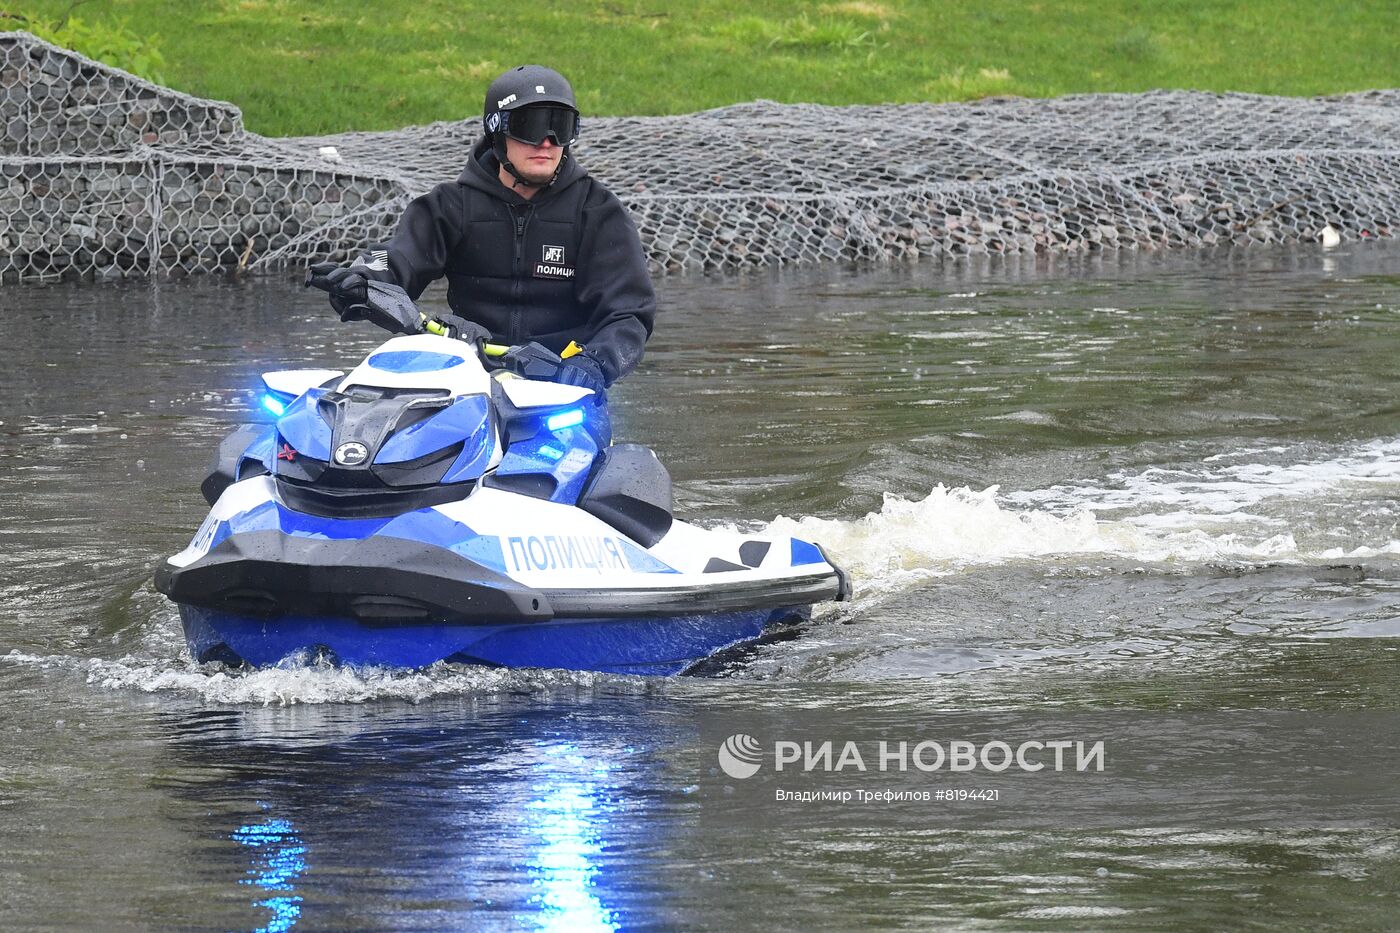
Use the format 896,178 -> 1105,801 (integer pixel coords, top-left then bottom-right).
232,806 -> 306,933
522,743 -> 620,933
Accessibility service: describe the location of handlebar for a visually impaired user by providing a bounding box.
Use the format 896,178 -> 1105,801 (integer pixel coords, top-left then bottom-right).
310,271 -> 584,368
418,314 -> 508,356
418,312 -> 582,362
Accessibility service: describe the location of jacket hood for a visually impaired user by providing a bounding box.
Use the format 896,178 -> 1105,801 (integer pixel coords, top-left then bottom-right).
458,136 -> 588,202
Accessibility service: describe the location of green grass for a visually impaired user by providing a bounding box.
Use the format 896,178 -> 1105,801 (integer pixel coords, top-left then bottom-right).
6,0 -> 1399,136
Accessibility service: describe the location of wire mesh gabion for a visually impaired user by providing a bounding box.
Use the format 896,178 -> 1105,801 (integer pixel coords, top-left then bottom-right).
3,30 -> 1399,284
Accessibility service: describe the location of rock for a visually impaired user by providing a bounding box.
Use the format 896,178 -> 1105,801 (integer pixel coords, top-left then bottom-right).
67,223 -> 101,243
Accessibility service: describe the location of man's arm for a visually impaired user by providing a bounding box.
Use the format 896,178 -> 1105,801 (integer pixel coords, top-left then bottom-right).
573,188 -> 656,385
357,182 -> 465,300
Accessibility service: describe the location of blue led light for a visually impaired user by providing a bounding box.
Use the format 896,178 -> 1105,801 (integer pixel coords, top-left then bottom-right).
538,444 -> 565,461
261,394 -> 287,417
546,409 -> 584,431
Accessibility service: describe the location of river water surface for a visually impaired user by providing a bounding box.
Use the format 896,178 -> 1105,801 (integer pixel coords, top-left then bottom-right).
2,244 -> 1399,930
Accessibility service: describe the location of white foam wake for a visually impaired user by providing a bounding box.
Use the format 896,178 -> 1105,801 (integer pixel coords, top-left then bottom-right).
2,651 -> 608,705
1006,438 -> 1400,525
765,485 -> 1299,591
763,438 -> 1400,592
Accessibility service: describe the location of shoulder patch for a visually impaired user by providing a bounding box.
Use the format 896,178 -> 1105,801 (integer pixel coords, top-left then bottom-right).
355,249 -> 389,272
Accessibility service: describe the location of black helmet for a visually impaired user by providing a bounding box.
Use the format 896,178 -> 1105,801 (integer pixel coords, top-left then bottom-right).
483,66 -> 580,190
484,65 -> 578,130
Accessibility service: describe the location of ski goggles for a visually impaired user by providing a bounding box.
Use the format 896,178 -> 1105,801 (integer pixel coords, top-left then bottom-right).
501,104 -> 580,147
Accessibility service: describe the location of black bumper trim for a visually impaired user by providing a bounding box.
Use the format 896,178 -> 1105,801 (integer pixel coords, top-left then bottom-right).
155,531 -> 552,625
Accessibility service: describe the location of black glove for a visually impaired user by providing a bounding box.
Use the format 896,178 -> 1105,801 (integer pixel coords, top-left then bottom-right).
501,342 -> 607,394
556,353 -> 607,394
430,313 -> 492,348
306,261 -> 369,322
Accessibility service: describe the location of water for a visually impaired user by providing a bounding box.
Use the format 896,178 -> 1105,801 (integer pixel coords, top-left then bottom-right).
3,243 -> 1400,930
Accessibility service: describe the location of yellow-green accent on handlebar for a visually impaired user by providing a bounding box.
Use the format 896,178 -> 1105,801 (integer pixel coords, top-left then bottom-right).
417,315 -> 572,362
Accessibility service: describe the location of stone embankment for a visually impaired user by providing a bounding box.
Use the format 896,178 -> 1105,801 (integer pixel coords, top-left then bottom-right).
3,31 -> 1399,283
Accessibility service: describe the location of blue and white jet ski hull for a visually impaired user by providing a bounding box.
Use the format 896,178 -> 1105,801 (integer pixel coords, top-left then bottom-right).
158,477 -> 847,675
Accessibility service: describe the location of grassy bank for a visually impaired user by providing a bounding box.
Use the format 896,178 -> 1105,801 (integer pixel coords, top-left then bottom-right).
7,0 -> 1399,136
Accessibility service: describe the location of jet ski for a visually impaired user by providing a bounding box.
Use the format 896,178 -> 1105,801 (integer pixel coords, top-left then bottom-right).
154,282 -> 849,675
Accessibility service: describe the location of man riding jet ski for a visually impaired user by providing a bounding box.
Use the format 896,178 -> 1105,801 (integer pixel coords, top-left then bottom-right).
307,63 -> 654,398
153,280 -> 850,675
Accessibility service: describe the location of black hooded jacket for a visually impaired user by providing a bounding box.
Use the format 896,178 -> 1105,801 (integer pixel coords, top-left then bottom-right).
362,138 -> 655,385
